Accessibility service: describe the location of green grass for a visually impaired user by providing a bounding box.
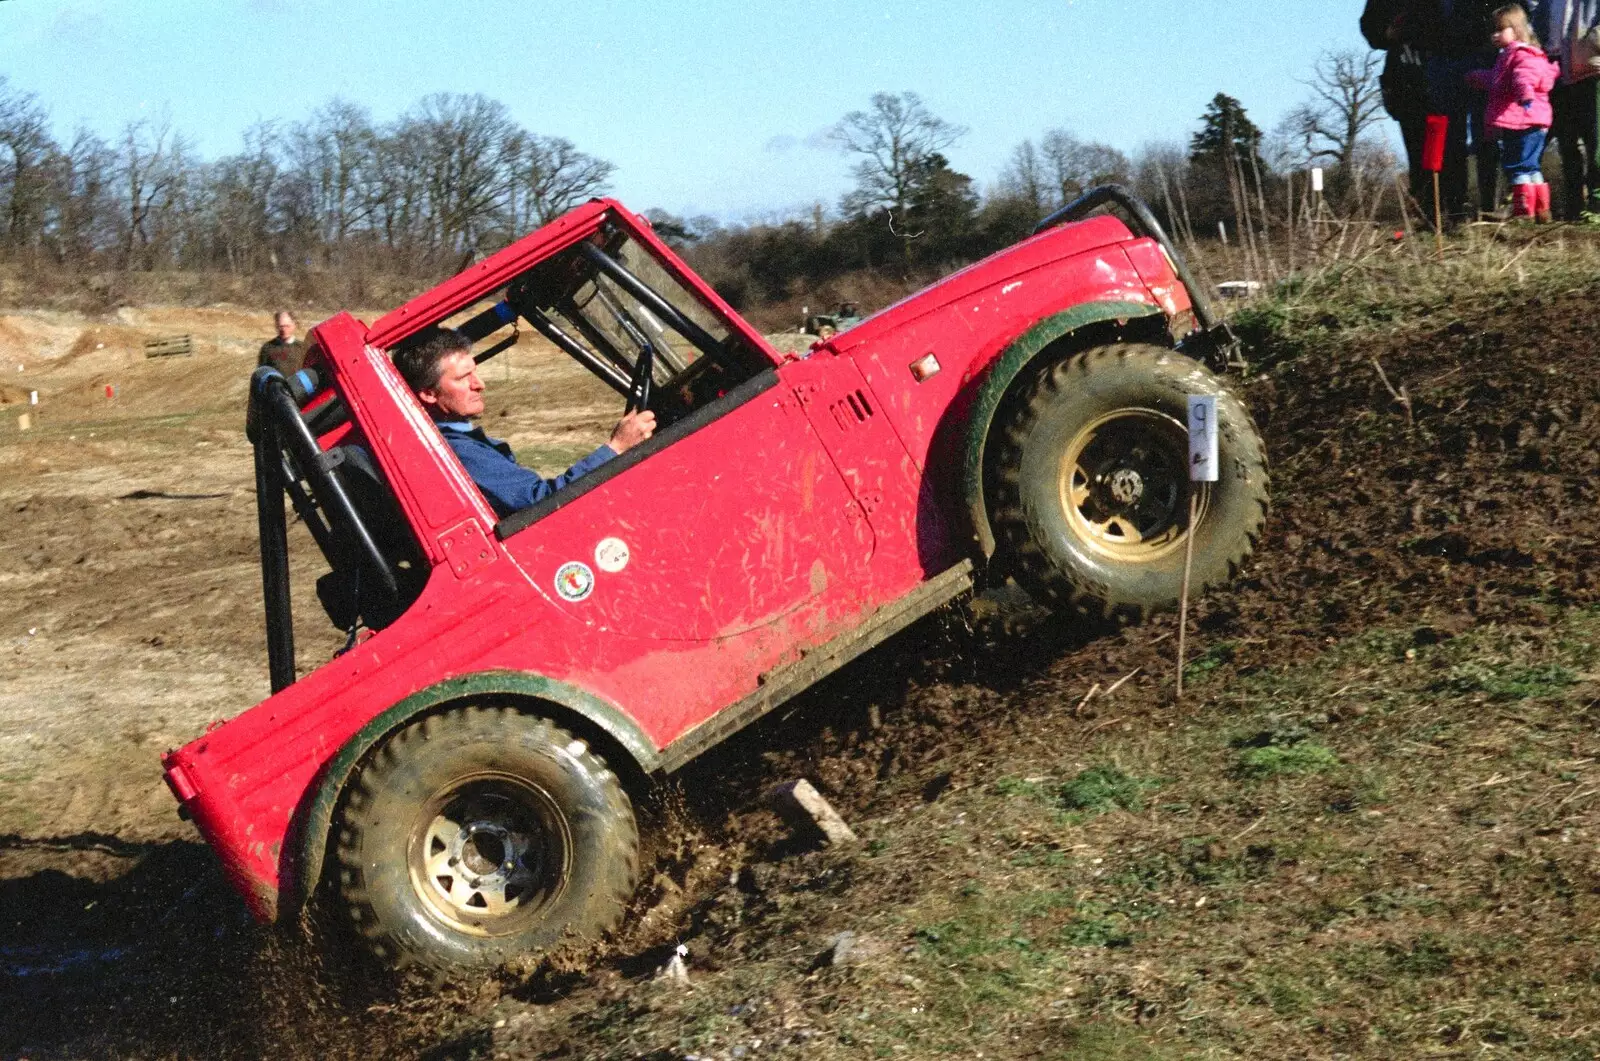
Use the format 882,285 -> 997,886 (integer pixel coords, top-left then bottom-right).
1236,741 -> 1339,778
515,603 -> 1600,1060
1057,764 -> 1159,816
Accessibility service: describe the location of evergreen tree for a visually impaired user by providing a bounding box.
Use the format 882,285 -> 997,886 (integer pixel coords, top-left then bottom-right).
1189,94 -> 1264,169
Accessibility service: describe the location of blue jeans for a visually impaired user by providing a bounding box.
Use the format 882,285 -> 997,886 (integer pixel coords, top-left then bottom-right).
1499,127 -> 1548,184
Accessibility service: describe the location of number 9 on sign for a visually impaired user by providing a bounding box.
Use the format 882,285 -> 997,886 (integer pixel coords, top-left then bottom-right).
1187,395 -> 1218,482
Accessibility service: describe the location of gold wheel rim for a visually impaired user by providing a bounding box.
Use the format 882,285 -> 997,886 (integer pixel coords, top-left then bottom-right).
1057,408 -> 1206,563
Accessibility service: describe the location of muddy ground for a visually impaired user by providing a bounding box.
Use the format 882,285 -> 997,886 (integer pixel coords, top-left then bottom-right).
2,254 -> 1599,1057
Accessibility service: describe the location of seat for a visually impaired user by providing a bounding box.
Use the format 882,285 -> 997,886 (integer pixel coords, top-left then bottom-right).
314,444 -> 428,632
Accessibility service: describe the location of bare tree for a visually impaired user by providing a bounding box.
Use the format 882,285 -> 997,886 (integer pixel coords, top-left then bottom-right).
1039,129 -> 1130,206
208,122 -> 284,272
287,99 -> 380,264
0,77 -> 56,251
117,117 -> 191,269
44,129 -> 115,263
996,139 -> 1047,221
1277,50 -> 1387,205
1130,141 -> 1196,246
832,91 -> 966,268
513,134 -> 615,227
400,93 -> 521,256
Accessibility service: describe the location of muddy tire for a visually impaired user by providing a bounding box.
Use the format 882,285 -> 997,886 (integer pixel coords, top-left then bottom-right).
334,706 -> 638,975
989,343 -> 1268,617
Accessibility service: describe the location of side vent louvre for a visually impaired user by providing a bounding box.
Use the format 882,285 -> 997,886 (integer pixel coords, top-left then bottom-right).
829,389 -> 875,431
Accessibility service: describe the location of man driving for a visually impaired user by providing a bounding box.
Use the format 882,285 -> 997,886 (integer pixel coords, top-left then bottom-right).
393,328 -> 655,518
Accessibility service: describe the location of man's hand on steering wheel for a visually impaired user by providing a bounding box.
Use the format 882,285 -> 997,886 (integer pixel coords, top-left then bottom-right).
609,410 -> 656,454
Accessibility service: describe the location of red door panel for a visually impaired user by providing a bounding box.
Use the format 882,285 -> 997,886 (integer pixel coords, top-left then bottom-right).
502,386 -> 869,641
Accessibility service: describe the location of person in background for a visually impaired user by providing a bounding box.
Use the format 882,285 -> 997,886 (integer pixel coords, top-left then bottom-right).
257,310 -> 304,375
1468,4 -> 1561,218
1533,0 -> 1600,216
1419,0 -> 1504,222
1363,0 -> 1433,208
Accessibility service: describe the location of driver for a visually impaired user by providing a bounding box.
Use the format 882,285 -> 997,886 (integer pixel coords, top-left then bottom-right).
394,328 -> 655,518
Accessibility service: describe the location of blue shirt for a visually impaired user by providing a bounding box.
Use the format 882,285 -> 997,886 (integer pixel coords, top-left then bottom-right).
437,420 -> 616,518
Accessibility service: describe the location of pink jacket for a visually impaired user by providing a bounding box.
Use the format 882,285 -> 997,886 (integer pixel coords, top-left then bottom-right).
1467,42 -> 1559,131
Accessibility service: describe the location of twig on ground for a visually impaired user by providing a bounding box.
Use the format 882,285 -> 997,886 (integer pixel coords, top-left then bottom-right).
1103,667 -> 1142,698
1228,817 -> 1266,844
1370,357 -> 1414,428
1074,682 -> 1102,717
1497,239 -> 1539,276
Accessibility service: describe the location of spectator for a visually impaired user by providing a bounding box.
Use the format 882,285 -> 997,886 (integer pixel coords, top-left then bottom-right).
1533,0 -> 1600,216
1417,0 -> 1504,222
258,310 -> 304,375
1363,0 -> 1433,207
1467,3 -> 1560,219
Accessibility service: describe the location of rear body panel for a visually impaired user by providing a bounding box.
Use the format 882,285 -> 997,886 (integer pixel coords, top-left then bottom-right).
163,199 -> 1193,921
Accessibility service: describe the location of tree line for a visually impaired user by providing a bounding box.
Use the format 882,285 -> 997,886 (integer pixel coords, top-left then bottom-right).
0,80 -> 615,277
0,53 -> 1391,312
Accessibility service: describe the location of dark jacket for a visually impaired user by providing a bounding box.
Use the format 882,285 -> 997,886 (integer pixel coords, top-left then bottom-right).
257,337 -> 305,375
1363,0 -> 1430,117
1412,0 -> 1500,58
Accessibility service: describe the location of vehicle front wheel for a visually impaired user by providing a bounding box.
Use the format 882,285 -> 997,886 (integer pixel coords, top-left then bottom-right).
334,706 -> 638,975
989,343 -> 1269,618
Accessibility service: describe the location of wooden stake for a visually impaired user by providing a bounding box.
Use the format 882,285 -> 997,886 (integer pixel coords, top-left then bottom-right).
1433,171 -> 1444,255
1176,489 -> 1198,700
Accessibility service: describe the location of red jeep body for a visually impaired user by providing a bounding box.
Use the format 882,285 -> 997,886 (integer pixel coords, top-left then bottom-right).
164,194 -> 1207,924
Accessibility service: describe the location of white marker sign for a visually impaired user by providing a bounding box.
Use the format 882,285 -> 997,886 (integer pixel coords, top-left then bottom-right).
1187,395 -> 1219,482
1311,166 -> 1325,193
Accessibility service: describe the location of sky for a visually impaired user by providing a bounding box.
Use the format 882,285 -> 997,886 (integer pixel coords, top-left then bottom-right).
0,0 -> 1372,224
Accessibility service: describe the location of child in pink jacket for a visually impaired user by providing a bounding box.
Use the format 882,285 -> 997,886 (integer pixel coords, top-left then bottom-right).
1468,4 -> 1561,219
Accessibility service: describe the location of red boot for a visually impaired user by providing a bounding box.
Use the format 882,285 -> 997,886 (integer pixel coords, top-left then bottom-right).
1534,182 -> 1553,222
1512,183 -> 1538,219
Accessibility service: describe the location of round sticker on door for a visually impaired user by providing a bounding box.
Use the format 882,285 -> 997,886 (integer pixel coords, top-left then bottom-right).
594,536 -> 631,574
554,561 -> 595,602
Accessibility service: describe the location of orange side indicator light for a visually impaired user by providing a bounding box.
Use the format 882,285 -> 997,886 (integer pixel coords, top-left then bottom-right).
910,353 -> 941,382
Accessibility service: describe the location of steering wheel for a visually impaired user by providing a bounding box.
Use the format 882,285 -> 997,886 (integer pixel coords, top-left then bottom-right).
625,342 -> 655,415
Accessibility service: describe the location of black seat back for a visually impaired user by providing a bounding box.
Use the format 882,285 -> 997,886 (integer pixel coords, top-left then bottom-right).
315,444 -> 427,631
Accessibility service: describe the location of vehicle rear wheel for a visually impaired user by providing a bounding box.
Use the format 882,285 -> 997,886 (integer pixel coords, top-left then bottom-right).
334,706 -> 638,975
989,343 -> 1268,618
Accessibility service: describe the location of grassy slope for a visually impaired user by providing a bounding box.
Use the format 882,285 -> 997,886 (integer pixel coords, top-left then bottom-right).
400,230 -> 1600,1061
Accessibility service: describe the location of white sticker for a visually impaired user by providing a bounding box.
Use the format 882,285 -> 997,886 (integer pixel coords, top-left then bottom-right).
1187,395 -> 1219,482
594,536 -> 631,573
554,561 -> 595,602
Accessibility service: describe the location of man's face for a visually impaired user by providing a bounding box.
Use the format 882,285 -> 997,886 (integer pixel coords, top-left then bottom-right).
418,350 -> 485,420
275,314 -> 296,342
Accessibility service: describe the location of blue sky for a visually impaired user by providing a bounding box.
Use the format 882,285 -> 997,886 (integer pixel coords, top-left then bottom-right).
1,0 -> 1370,222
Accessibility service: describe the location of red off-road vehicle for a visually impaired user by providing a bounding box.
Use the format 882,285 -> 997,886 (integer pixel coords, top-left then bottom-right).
163,187 -> 1268,974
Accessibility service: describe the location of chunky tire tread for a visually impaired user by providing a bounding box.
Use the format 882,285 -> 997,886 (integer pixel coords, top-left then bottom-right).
334,705 -> 639,975
989,343 -> 1269,618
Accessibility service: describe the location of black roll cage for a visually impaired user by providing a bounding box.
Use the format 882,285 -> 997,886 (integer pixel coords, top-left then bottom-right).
252,367 -> 400,693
